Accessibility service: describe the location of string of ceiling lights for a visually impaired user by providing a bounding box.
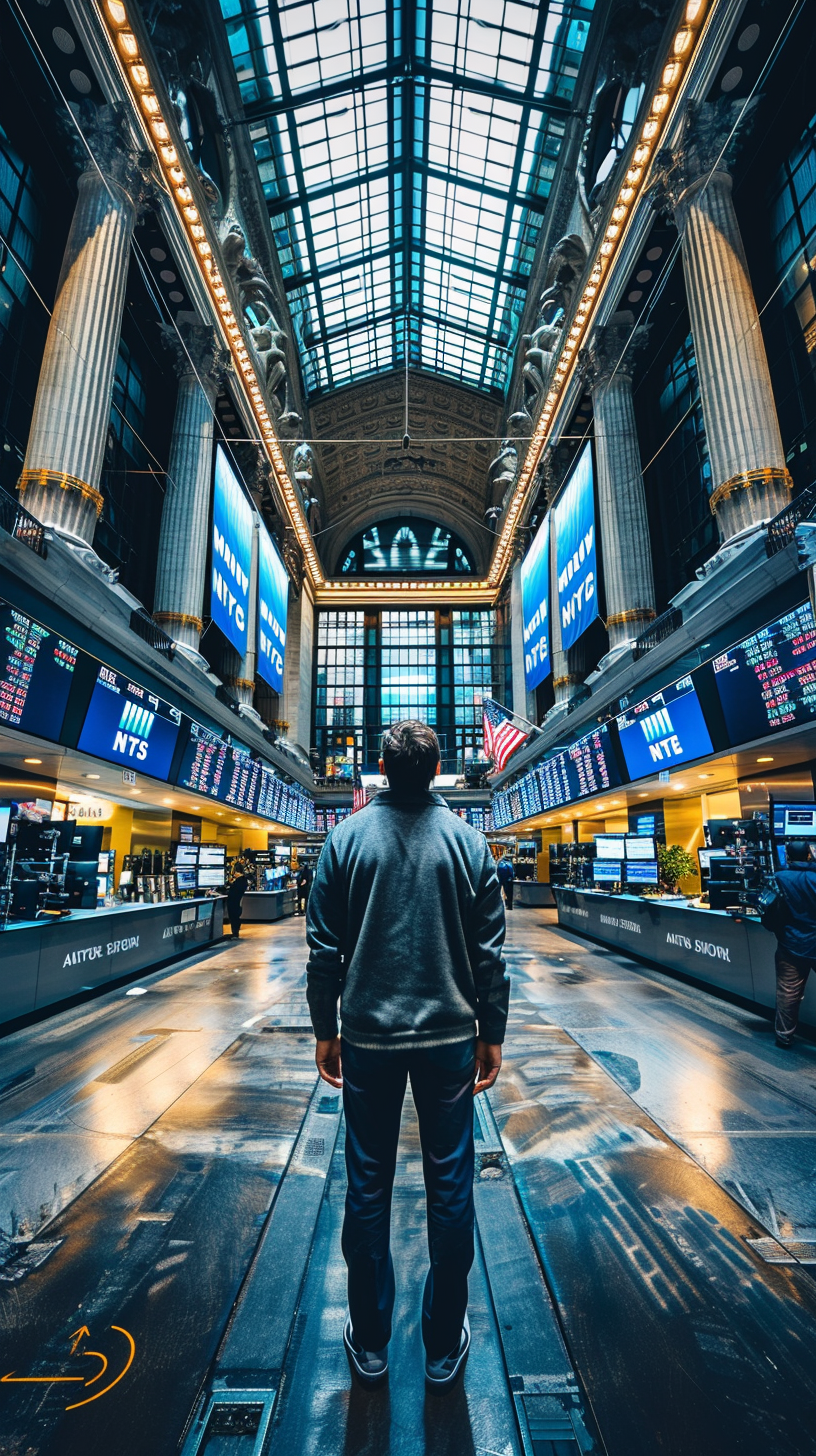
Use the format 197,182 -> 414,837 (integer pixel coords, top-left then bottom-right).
97,0 -> 325,587
486,0 -> 713,592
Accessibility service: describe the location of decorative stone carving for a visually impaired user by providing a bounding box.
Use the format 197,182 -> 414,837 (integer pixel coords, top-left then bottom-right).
522,234 -> 588,412
282,529 -> 305,596
159,318 -> 229,384
222,223 -> 290,412
487,440 -> 519,510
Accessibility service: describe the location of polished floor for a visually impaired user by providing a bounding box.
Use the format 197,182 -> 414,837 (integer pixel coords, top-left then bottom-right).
0,910 -> 815,1454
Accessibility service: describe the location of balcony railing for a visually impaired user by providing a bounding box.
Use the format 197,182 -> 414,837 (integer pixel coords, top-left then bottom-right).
0,486 -> 47,559
632,606 -> 683,661
766,483 -> 816,557
129,608 -> 175,660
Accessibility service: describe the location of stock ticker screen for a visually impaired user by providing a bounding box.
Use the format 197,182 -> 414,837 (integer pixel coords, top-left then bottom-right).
0,600 -> 78,740
712,603 -> 816,744
492,723 -> 621,827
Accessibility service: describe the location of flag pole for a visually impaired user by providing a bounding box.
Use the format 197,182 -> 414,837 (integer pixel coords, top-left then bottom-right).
483,697 -> 543,736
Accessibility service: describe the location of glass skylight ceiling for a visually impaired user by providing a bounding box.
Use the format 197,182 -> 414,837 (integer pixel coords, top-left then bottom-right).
220,0 -> 595,397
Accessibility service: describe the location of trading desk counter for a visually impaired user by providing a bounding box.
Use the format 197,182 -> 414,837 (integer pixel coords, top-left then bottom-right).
0,897 -> 224,1026
553,886 -> 816,1031
241,888 -> 297,922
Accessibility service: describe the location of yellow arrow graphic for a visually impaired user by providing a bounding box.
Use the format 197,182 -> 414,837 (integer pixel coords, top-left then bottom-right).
64,1327 -> 135,1411
1,1373 -> 84,1384
2,1323 -> 135,1408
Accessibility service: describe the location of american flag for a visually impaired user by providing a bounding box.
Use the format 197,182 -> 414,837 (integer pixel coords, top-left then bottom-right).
352,774 -> 367,813
482,697 -> 529,771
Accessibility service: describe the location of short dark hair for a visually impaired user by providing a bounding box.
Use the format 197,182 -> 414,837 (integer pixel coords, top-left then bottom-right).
786,839 -> 811,865
381,720 -> 440,793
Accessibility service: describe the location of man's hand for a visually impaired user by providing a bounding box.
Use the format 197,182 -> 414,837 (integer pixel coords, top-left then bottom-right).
315,1036 -> 342,1088
474,1040 -> 502,1095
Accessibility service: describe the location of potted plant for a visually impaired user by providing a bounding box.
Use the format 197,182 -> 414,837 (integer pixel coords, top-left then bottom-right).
657,843 -> 698,898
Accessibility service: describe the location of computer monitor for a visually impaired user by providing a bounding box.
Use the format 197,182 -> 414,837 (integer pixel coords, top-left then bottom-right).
175,845 -> 198,868
626,836 -> 656,860
197,867 -> 224,888
199,845 -> 226,868
782,805 -> 816,837
175,868 -> 197,891
593,859 -> 622,883
0,806 -> 10,844
698,848 -> 728,874
625,861 -> 659,885
595,836 -> 625,860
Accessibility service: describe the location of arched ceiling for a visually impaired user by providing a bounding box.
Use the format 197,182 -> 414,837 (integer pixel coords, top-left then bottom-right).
306,370 -> 503,574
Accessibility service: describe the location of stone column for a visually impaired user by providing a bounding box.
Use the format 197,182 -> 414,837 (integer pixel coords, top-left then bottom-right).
282,579 -> 314,750
153,322 -> 228,653
667,99 -> 791,540
18,106 -> 146,543
587,317 -> 656,650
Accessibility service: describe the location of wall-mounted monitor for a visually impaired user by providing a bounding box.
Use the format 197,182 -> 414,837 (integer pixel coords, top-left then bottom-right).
616,675 -> 713,780
174,845 -> 199,868
593,859 -> 622,883
595,836 -> 625,859
625,836 -> 656,860
0,599 -> 78,741
712,602 -> 816,745
175,867 -> 197,891
77,665 -> 183,779
199,844 -> 226,868
624,861 -> 658,885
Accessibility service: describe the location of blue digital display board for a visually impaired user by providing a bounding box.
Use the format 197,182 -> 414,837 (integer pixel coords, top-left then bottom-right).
616,675 -> 713,780
554,443 -> 598,650
78,666 -> 183,779
492,722 -> 621,827
257,520 -> 288,694
520,510 -> 550,690
625,861 -> 659,885
211,445 -> 254,657
0,600 -> 78,741
593,859 -> 622,883
712,602 -> 816,745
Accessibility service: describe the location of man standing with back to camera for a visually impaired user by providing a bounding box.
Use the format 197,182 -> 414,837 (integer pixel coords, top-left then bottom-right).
306,720 -> 508,1392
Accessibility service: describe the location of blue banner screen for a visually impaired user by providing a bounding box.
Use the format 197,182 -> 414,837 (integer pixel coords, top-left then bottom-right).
616,675 -> 713,780
211,446 -> 254,657
554,442 -> 598,650
520,510 -> 550,690
78,666 -> 183,779
257,522 -> 288,693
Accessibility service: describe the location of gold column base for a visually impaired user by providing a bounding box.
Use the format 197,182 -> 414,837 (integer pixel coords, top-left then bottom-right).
553,674 -> 583,690
709,466 -> 793,515
224,677 -> 255,693
153,611 -> 203,633
606,608 -> 656,628
17,468 -> 104,517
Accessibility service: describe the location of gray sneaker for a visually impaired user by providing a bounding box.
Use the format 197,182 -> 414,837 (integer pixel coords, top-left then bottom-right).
343,1315 -> 388,1388
425,1313 -> 471,1392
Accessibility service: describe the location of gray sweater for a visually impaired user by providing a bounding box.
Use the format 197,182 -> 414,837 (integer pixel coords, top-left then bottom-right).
306,789 -> 508,1050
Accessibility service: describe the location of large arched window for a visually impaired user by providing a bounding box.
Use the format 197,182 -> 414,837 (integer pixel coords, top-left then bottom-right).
339,517 -> 474,575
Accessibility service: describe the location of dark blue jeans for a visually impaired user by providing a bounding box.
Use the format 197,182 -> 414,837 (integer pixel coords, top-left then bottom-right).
341,1037 -> 476,1359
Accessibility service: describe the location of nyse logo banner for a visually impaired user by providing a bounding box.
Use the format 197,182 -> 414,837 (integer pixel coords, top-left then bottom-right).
617,675 -> 713,781
553,442 -> 598,650
77,665 -> 183,780
520,509 -> 551,691
211,445 -> 254,657
257,521 -> 288,694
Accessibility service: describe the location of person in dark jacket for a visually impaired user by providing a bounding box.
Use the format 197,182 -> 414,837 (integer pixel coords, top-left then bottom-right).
306,719 -> 508,1393
774,839 -> 816,1046
496,854 -> 515,909
296,860 -> 312,915
226,859 -> 250,939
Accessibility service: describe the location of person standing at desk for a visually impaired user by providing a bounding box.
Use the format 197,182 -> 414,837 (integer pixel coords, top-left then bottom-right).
226,859 -> 251,939
297,860 -> 313,915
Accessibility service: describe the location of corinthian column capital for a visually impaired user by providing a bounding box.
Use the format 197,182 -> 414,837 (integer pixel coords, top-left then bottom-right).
159,319 -> 230,388
585,314 -> 650,391
653,96 -> 757,215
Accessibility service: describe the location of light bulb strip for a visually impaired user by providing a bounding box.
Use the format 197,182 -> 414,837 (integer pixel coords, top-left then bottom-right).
486,0 -> 711,591
98,0 -> 324,587
314,578 -> 496,607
